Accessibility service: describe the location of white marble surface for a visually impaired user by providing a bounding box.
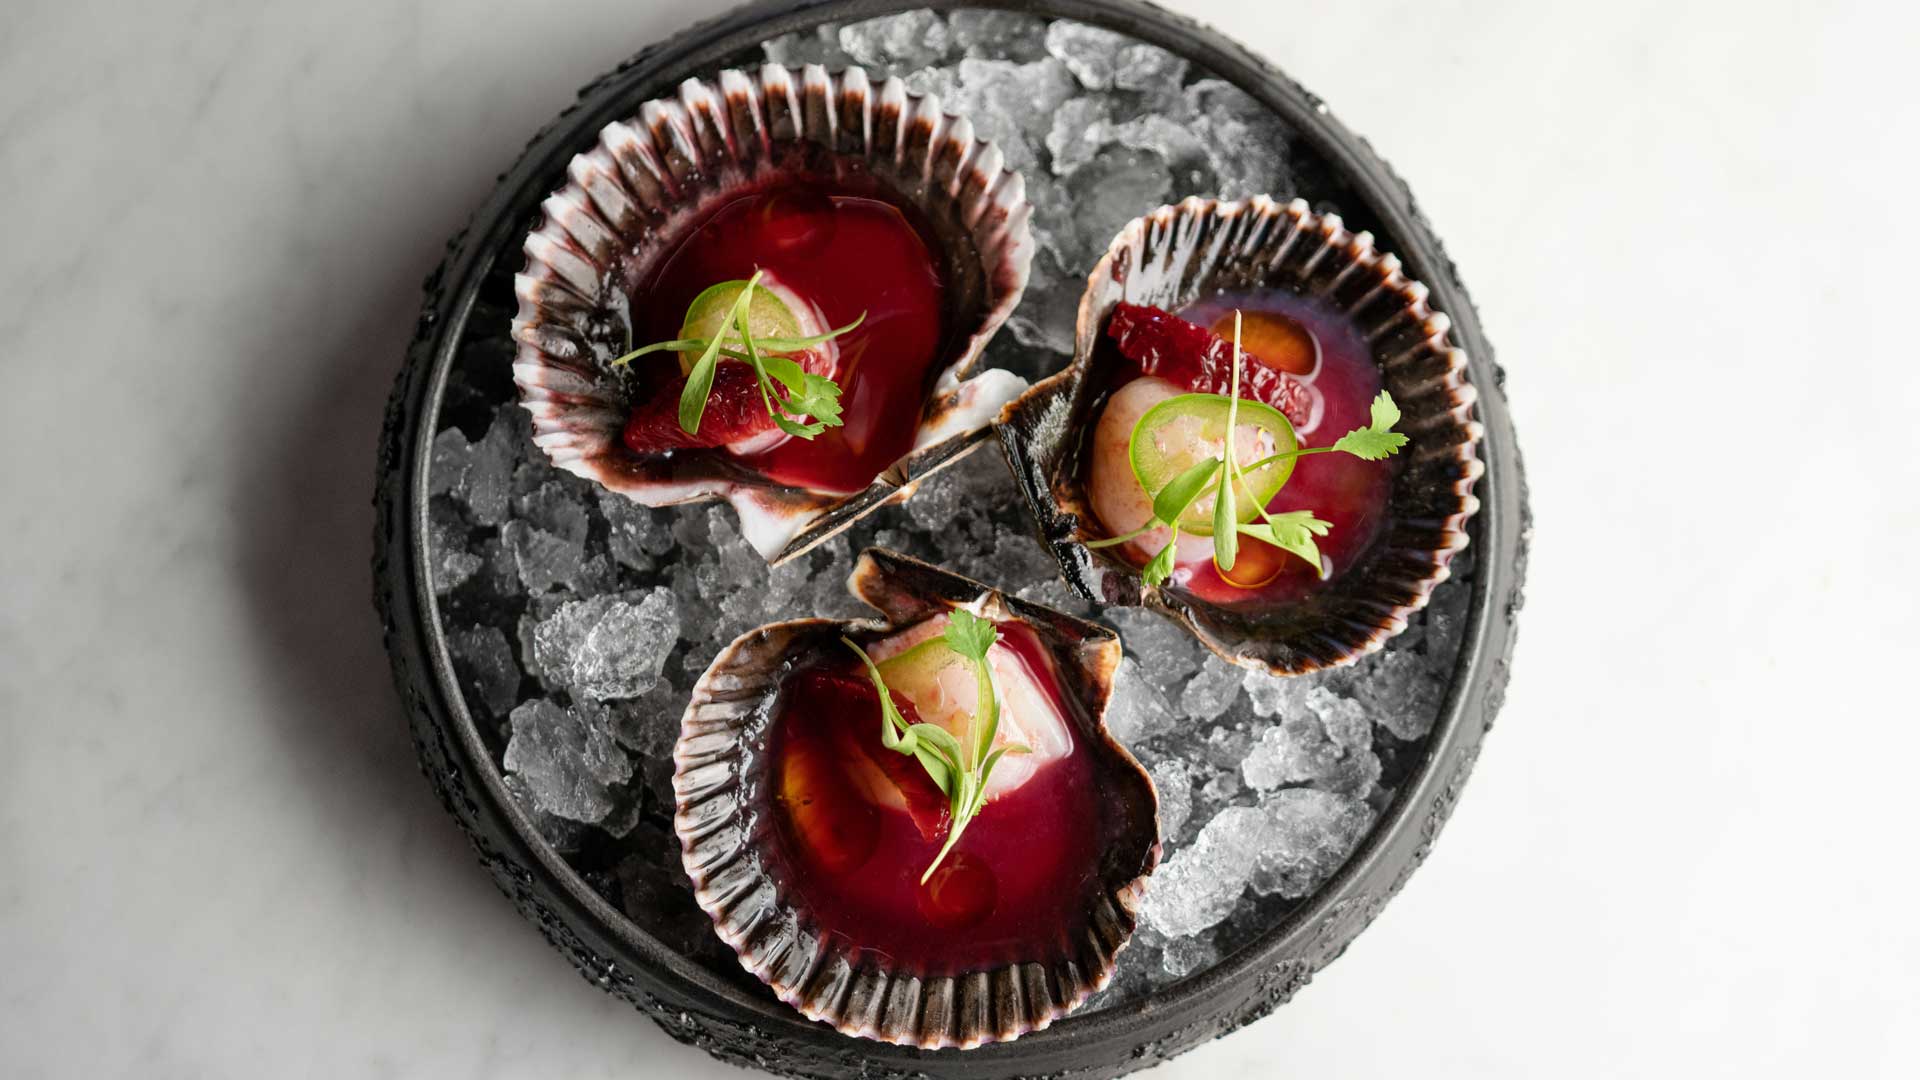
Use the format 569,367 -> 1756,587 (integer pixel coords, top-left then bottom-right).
3,1 -> 1916,1076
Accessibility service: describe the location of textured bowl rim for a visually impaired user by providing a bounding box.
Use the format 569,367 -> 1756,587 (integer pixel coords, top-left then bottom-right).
995,194 -> 1484,676
510,62 -> 1034,565
671,548 -> 1159,1049
371,1 -> 1529,1076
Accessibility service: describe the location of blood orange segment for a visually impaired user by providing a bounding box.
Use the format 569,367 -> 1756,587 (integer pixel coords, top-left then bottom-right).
1209,309 -> 1319,375
1107,302 -> 1314,428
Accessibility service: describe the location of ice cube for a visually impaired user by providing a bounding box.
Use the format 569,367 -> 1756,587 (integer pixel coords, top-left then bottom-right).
1004,243 -> 1082,357
1150,759 -> 1192,842
1179,655 -> 1243,717
1249,788 -> 1376,899
1014,577 -> 1093,619
503,698 -> 637,831
1240,708 -> 1380,796
1305,686 -> 1372,751
1067,145 -> 1173,259
900,65 -> 960,101
1349,648 -> 1443,741
1106,656 -> 1177,746
1161,934 -> 1218,979
605,677 -> 684,756
1242,666 -> 1310,717
946,58 -> 1078,173
570,553 -> 618,595
1140,805 -> 1268,937
427,499 -> 482,595
461,408 -> 524,527
428,427 -> 472,497
1045,97 -> 1117,176
502,772 -> 592,852
502,520 -> 584,595
839,11 -> 951,72
527,589 -> 678,700
1043,20 -> 1132,90
960,532 -> 1058,593
1200,769 -> 1241,805
516,480 -> 590,544
1185,79 -> 1297,199
948,9 -> 1048,61
763,25 -> 855,69
447,625 -> 521,723
1106,607 -> 1204,683
1113,43 -> 1190,94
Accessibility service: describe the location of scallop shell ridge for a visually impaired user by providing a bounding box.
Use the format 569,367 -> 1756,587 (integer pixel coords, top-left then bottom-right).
513,66 -> 1035,564
673,549 -> 1158,1048
995,195 -> 1483,675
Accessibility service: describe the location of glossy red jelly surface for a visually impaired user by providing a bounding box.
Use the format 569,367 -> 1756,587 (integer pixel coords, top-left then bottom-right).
1101,292 -> 1391,606
1107,302 -> 1314,429
763,625 -> 1108,975
626,181 -> 951,494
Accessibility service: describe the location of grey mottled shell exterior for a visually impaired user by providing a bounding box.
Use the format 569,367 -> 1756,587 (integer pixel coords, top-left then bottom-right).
513,65 -> 1034,564
996,195 -> 1484,676
672,549 -> 1159,1048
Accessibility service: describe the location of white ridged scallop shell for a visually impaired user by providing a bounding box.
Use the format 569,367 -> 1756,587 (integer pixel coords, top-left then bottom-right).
513,66 -> 1034,563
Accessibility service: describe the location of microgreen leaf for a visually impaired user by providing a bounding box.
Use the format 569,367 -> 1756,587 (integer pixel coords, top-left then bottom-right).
1151,458 -> 1223,526
1213,310 -> 1244,572
748,311 -> 866,352
1083,523 -> 1155,549
1235,510 -> 1332,573
1330,390 -> 1410,460
844,636 -> 914,750
675,271 -> 763,434
971,744 -> 1030,817
850,613 -> 1026,883
943,609 -> 999,663
625,270 -> 860,438
609,338 -> 709,367
1141,527 -> 1180,588
677,323 -> 737,435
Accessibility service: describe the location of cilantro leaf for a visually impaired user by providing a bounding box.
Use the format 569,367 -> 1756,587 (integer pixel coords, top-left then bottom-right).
943,609 -> 998,663
1330,390 -> 1410,460
1236,510 -> 1332,573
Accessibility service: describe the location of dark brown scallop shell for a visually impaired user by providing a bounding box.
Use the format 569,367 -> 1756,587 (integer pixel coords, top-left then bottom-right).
672,549 -> 1159,1048
996,195 -> 1484,675
514,65 -> 1033,564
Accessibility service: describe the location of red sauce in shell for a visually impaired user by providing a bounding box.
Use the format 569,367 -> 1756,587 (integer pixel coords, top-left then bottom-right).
763,624 -> 1111,974
1097,292 -> 1394,606
627,180 -> 951,494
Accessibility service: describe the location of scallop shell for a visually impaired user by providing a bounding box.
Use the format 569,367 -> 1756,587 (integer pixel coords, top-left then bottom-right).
672,549 -> 1159,1048
513,65 -> 1034,564
996,196 -> 1484,675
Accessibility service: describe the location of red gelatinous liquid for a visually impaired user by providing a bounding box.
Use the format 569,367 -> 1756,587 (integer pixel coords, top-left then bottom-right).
1106,302 -> 1314,428
629,181 -> 950,494
1101,292 -> 1392,606
764,625 -> 1107,974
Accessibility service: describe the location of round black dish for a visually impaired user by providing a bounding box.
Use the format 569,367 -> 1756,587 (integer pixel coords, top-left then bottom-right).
371,2 -> 1530,1077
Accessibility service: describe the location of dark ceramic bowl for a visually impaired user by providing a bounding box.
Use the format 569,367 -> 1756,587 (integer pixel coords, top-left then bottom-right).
372,2 -> 1528,1077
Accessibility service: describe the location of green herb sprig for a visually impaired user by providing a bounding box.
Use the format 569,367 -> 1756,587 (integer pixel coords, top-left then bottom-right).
842,609 -> 1031,882
609,271 -> 864,439
1086,313 -> 1408,586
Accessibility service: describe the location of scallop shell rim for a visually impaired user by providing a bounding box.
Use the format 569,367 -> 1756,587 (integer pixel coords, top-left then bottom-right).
512,65 -> 1035,565
995,194 -> 1485,676
671,548 -> 1160,1049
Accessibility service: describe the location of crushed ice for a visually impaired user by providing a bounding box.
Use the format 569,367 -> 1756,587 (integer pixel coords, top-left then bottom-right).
421,9 -> 1470,1009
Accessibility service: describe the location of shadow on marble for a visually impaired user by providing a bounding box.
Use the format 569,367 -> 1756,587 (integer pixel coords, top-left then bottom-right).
226,106 -> 715,1072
